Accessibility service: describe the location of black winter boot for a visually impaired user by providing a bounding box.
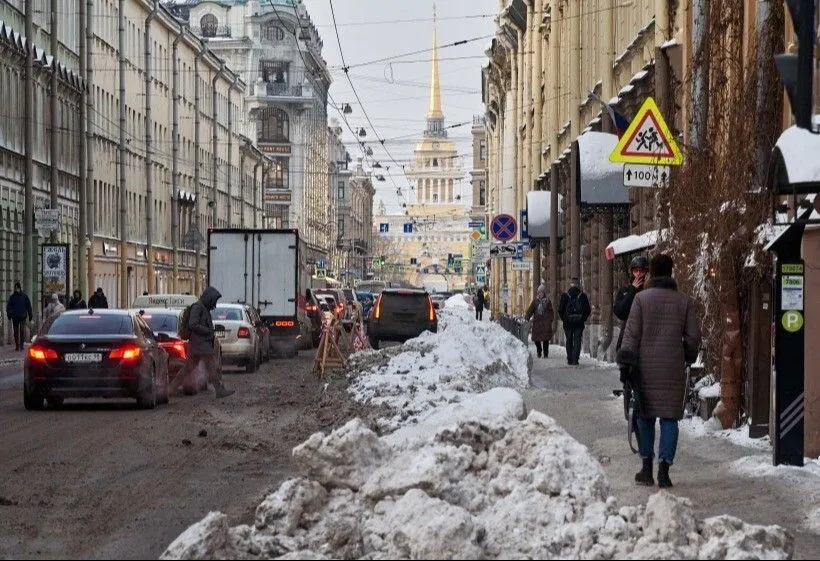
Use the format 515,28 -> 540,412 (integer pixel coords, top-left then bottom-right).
635,458 -> 654,486
657,461 -> 673,488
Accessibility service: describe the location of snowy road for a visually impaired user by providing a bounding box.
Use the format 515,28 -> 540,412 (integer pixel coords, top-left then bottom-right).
525,348 -> 820,559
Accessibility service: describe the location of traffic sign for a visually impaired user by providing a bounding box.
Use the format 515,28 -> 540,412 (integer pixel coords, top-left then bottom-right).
511,259 -> 532,271
609,97 -> 684,165
490,214 -> 517,242
520,209 -> 528,239
470,230 -> 481,241
35,208 -> 60,233
472,240 -> 490,260
379,223 -> 389,233
403,223 -> 413,233
490,243 -> 517,257
468,220 -> 484,229
623,164 -> 670,188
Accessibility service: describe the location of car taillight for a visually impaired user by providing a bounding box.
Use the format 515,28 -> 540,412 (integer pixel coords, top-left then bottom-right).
374,295 -> 382,319
109,345 -> 142,361
237,327 -> 251,338
306,304 -> 318,312
427,296 -> 436,322
275,320 -> 295,327
171,341 -> 187,359
28,346 -> 58,361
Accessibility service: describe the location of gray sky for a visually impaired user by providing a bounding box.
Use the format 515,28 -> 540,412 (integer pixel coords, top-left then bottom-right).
303,0 -> 498,214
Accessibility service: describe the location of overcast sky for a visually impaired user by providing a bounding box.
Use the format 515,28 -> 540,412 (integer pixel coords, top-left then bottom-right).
302,0 -> 498,214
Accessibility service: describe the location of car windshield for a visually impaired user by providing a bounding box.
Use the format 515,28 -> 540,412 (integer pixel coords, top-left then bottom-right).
47,314 -> 133,335
211,307 -> 243,321
141,313 -> 178,333
343,289 -> 354,301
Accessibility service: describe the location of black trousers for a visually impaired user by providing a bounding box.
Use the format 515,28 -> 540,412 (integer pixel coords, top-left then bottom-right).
12,319 -> 26,350
534,340 -> 548,357
564,326 -> 583,364
475,308 -> 483,321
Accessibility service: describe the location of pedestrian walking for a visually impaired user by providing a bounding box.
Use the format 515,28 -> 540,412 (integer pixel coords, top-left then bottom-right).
473,286 -> 486,321
173,286 -> 235,399
558,278 -> 591,365
43,293 -> 66,325
88,287 -> 109,309
6,281 -> 33,351
68,290 -> 87,310
616,254 -> 701,488
525,283 -> 554,358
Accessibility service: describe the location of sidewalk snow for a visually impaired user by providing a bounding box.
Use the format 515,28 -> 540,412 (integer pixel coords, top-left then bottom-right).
680,417 -> 772,451
162,408 -> 794,560
443,293 -> 469,309
345,304 -> 531,432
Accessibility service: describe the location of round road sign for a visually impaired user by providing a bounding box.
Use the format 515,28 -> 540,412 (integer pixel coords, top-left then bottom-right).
781,310 -> 804,333
490,214 -> 517,242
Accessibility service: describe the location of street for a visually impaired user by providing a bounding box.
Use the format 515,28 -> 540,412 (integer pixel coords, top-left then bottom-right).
524,348 -> 820,560
0,351 -> 373,560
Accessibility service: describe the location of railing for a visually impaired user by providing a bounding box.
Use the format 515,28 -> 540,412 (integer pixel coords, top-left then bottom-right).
195,26 -> 232,38
496,314 -> 530,346
261,82 -> 303,97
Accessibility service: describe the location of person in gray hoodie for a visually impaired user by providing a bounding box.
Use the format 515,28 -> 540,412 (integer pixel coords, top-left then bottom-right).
176,286 -> 235,398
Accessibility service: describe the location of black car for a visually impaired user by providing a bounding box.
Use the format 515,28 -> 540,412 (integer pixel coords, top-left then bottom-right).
367,289 -> 438,349
24,309 -> 170,410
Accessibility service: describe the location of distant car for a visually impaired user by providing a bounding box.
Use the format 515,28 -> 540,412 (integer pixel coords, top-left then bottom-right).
314,289 -> 346,318
24,309 -> 170,410
211,304 -> 267,372
367,289 -> 438,349
430,293 -> 447,310
132,307 -> 215,395
302,290 -> 324,348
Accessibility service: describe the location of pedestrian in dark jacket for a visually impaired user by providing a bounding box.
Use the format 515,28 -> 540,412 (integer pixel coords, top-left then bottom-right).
474,287 -> 486,321
6,281 -> 33,351
614,255 -> 649,382
617,254 -> 701,488
558,278 -> 591,365
68,290 -> 87,310
525,283 -> 555,358
175,286 -> 234,398
88,287 -> 109,309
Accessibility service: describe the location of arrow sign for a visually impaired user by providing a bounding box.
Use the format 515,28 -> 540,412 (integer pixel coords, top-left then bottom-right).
490,243 -> 517,257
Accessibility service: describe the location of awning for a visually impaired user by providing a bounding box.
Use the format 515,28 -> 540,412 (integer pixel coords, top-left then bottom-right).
605,229 -> 668,260
577,132 -> 629,206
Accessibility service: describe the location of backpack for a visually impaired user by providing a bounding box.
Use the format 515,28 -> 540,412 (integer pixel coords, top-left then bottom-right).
565,294 -> 584,324
178,304 -> 194,340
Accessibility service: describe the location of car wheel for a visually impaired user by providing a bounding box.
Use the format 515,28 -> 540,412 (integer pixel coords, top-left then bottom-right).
137,367 -> 157,409
369,337 -> 379,350
46,396 -> 65,408
24,389 -> 44,411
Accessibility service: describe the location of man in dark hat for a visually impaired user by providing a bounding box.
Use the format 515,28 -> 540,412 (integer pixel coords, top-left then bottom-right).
6,281 -> 33,351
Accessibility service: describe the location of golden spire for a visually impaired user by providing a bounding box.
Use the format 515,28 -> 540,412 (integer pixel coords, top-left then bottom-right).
427,3 -> 443,119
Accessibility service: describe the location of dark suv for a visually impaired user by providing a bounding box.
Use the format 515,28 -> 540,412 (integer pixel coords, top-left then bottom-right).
367,289 -> 437,349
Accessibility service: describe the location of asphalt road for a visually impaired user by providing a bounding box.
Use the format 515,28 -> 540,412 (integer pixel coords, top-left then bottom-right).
0,351 -> 368,559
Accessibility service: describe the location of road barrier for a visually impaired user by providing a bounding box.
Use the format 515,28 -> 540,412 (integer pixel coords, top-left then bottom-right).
497,314 -> 530,345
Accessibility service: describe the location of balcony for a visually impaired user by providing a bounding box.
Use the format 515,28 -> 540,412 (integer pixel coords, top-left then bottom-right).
265,82 -> 302,97
195,26 -> 232,39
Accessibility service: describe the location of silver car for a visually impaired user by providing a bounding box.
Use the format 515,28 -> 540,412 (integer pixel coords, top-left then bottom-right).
210,304 -> 267,372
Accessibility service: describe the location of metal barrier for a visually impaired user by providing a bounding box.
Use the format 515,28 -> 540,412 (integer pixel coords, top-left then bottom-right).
497,314 -> 530,345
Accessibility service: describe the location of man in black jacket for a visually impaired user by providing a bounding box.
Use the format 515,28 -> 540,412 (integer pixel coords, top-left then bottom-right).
88,287 -> 109,309
558,278 -> 591,365
614,255 -> 650,351
6,282 -> 33,351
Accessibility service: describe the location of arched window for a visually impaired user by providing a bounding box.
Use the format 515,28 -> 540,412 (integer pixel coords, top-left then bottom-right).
200,14 -> 217,37
258,107 -> 289,142
262,22 -> 286,42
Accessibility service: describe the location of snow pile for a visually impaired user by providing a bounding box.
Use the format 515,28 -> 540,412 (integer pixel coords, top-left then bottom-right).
680,417 -> 771,451
698,382 -> 720,399
161,407 -> 794,560
346,306 -> 530,432
443,293 -> 469,309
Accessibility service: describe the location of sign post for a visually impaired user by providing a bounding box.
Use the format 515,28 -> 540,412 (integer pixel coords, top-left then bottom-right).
41,243 -> 70,309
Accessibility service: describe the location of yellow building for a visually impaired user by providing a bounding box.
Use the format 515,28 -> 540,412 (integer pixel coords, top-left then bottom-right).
373,9 -> 472,292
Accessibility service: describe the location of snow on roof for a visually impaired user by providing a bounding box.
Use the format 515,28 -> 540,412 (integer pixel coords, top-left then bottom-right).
618,84 -> 635,96
605,229 -> 668,260
577,132 -> 628,205
661,38 -> 681,49
775,125 -> 820,186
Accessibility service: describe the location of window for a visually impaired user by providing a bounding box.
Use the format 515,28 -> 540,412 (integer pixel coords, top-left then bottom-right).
337,217 -> 344,236
432,158 -> 438,167
265,157 -> 289,190
260,60 -> 288,84
258,107 -> 289,142
337,181 -> 345,200
200,14 -> 217,37
479,139 -> 487,161
432,193 -> 439,202
261,22 -> 286,42
479,180 -> 486,206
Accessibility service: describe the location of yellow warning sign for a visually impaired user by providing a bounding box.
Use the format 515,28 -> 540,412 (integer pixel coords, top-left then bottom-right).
470,230 -> 482,241
609,97 -> 684,166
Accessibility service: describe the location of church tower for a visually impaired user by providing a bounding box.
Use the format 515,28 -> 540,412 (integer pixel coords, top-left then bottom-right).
407,4 -> 463,209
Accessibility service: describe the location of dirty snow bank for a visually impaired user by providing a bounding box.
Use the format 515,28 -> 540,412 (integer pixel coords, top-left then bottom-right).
443,293 -> 470,309
162,408 -> 793,560
345,305 -> 530,432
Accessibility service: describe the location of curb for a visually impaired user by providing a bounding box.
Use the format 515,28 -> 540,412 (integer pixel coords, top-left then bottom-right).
0,358 -> 22,366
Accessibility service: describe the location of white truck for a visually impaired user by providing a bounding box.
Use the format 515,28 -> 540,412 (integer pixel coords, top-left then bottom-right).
207,228 -> 301,358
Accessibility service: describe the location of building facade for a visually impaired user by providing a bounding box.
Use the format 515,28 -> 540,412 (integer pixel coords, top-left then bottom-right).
164,0 -> 333,267
469,115 -> 488,222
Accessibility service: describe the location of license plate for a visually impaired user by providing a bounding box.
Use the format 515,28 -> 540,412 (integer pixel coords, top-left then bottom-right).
64,353 -> 102,363
216,331 -> 226,338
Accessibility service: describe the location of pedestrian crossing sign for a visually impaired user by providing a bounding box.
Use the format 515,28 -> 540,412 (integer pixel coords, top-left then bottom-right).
609,97 -> 684,166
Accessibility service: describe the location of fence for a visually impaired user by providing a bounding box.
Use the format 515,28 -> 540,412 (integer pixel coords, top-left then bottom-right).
496,314 -> 530,346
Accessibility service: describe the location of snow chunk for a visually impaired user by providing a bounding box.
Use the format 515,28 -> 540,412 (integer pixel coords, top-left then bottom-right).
443,293 -> 469,309
775,125 -> 820,185
698,382 -> 720,399
160,511 -> 228,560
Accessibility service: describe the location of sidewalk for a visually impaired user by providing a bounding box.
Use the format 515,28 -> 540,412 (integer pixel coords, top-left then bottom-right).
0,344 -> 25,366
524,343 -> 820,559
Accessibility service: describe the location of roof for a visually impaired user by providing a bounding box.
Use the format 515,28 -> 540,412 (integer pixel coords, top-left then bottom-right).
382,288 -> 428,295
63,308 -> 132,315
605,229 -> 669,260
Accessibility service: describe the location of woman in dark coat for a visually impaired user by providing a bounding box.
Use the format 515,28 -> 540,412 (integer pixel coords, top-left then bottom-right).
525,284 -> 555,358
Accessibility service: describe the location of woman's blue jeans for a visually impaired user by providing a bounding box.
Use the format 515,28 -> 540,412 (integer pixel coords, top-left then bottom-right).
637,417 -> 679,464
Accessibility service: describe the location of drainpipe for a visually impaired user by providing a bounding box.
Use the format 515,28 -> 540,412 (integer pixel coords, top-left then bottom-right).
24,0 -> 35,312
689,0 -> 709,149
753,0 -> 772,189
171,27 -> 182,293
211,64 -> 223,227
118,0 -> 128,307
238,146 -> 246,228
227,80 -> 233,226
79,0 -> 88,298
85,0 -> 95,297
549,7 -> 560,324
194,46 -> 206,295
569,0 -> 581,282
144,0 -> 159,293
253,162 -> 261,229
49,0 -> 59,244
